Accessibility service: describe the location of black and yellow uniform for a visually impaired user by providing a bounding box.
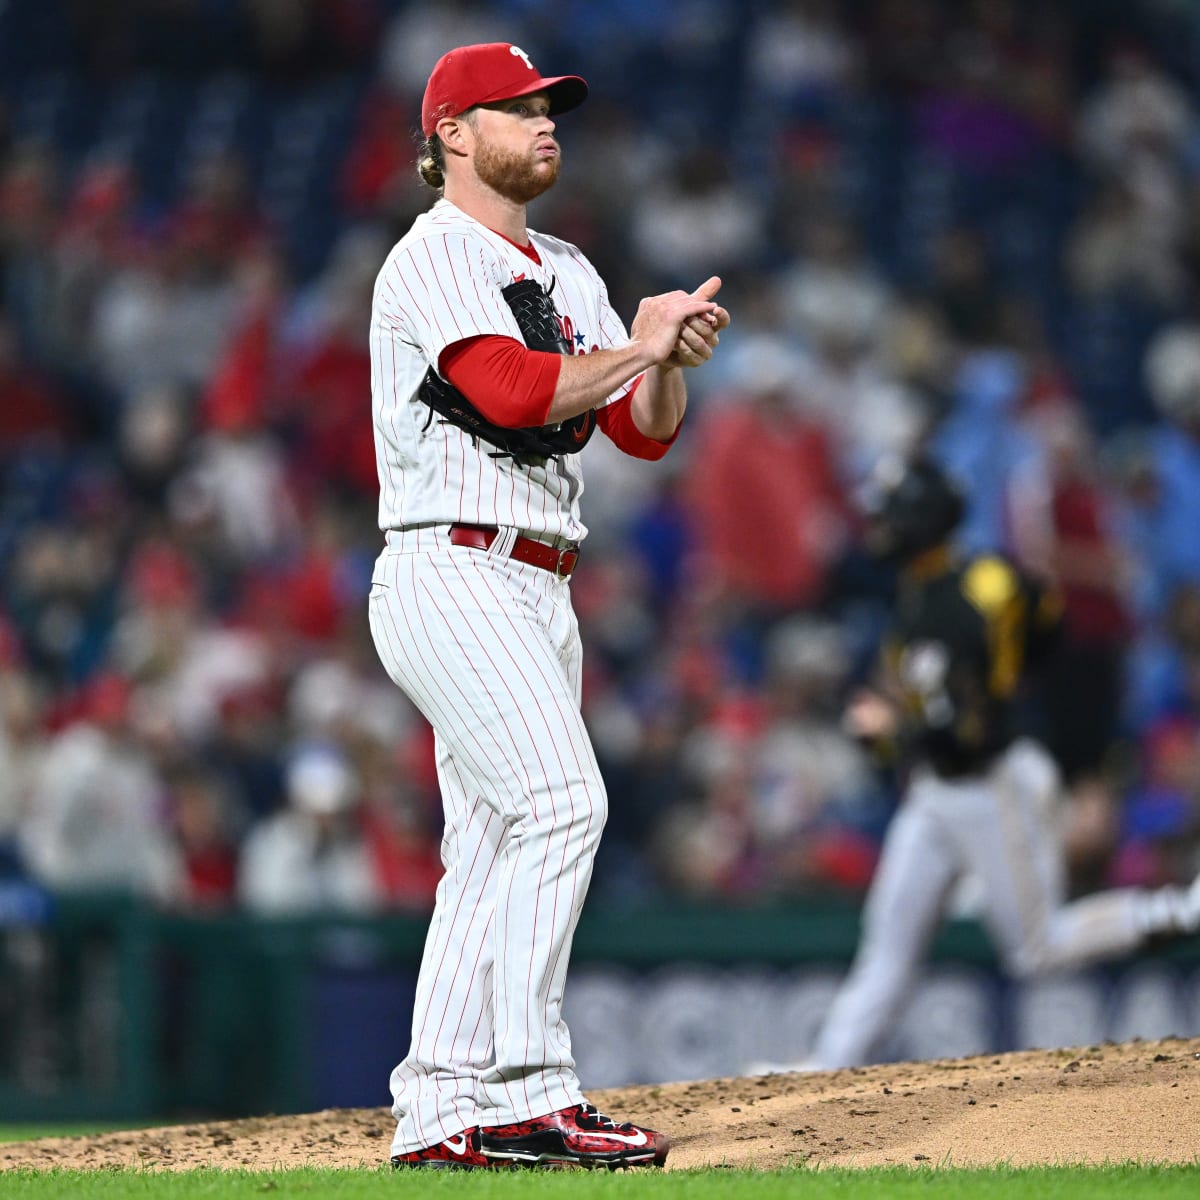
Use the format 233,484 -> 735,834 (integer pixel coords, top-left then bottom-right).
883,547 -> 1064,779
775,456 -> 1200,1074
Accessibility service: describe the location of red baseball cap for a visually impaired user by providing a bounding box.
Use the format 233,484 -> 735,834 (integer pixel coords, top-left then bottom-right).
421,42 -> 588,136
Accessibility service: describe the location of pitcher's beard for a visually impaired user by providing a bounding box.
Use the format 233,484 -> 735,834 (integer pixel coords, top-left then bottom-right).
474,138 -> 559,204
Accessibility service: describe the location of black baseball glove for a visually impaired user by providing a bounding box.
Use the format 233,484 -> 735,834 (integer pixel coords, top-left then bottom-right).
418,278 -> 597,465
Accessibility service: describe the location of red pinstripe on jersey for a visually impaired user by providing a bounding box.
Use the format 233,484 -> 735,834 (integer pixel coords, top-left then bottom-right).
369,199 -> 638,541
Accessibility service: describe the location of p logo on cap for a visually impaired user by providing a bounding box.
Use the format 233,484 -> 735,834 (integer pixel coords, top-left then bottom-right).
421,42 -> 588,136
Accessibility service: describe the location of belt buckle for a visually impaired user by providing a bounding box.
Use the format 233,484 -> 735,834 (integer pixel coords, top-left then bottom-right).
554,545 -> 576,579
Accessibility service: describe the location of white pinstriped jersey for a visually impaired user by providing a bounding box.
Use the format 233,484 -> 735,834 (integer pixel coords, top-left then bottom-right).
369,198 -> 637,543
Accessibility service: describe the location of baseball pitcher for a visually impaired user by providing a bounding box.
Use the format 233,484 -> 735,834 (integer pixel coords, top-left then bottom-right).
368,42 -> 729,1169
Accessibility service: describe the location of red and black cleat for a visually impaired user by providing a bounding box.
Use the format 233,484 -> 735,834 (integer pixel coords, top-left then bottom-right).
390,1126 -> 488,1170
480,1103 -> 669,1169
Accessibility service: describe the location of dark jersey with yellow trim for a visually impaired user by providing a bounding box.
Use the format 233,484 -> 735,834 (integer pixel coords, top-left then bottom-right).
881,551 -> 1064,778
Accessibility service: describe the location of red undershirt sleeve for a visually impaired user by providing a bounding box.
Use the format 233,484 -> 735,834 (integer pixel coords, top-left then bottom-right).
439,338 -> 681,458
439,335 -> 560,428
595,377 -> 682,460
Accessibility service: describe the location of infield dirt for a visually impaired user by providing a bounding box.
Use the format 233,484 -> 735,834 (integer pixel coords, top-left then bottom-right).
4,1036 -> 1199,1171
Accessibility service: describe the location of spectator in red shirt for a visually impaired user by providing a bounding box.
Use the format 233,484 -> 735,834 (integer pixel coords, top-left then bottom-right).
166,765 -> 240,909
0,314 -> 72,447
682,335 -> 849,615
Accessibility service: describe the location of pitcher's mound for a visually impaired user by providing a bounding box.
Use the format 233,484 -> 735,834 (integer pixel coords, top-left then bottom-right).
4,1036 -> 1199,1171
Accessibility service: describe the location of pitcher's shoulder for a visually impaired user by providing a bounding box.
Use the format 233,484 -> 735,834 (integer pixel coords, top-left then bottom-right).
528,228 -> 599,275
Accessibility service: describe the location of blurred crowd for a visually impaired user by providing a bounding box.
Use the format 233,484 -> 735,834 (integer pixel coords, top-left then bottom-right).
2,0 -> 1200,916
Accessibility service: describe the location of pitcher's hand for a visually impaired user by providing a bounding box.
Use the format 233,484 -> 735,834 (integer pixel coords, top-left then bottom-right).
666,277 -> 730,368
631,276 -> 723,365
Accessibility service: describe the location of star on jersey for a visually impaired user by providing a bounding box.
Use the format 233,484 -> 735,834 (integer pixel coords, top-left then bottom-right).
555,312 -> 590,353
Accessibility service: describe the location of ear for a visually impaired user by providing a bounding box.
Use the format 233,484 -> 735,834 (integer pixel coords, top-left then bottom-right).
437,116 -> 472,157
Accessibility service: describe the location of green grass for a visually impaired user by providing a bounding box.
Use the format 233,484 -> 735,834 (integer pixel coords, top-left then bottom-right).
1,1165 -> 1198,1198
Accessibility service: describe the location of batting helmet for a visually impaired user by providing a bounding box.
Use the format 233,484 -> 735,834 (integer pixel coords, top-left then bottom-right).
861,456 -> 965,562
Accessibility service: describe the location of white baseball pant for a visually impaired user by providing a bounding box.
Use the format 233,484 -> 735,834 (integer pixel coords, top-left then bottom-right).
368,528 -> 605,1155
810,739 -> 1156,1069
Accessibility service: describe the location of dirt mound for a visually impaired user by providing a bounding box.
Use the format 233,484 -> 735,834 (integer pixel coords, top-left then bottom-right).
5,1037 -> 1199,1171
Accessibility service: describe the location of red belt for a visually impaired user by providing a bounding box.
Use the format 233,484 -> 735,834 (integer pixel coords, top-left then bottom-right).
449,524 -> 580,579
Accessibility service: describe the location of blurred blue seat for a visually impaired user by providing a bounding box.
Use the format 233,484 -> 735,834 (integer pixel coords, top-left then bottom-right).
0,0 -> 75,95
0,449 -> 73,577
831,95 -> 912,269
9,71 -> 97,162
86,74 -> 199,207
176,73 -> 261,193
256,77 -> 363,279
889,149 -> 957,286
1060,297 -> 1166,435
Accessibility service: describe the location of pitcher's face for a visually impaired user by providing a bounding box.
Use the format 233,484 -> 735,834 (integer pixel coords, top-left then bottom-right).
470,92 -> 560,204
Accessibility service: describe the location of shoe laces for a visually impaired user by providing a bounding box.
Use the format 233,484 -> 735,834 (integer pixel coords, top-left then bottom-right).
578,1103 -> 637,1134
